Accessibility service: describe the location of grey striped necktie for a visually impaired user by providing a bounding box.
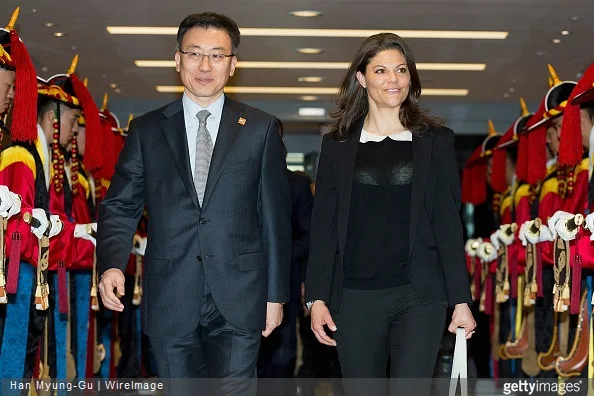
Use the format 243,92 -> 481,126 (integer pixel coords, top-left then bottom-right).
193,109 -> 213,206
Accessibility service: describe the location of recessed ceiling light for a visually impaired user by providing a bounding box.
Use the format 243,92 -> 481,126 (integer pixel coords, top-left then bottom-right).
44,22 -> 57,28
290,10 -> 323,18
53,32 -> 66,37
297,48 -> 324,55
298,107 -> 326,117
509,87 -> 515,93
156,86 -> 469,96
561,30 -> 570,35
109,26 -> 508,40
110,83 -> 118,88
552,38 -> 561,44
298,76 -> 324,83
569,16 -> 579,22
504,93 -> 510,98
114,88 -> 122,93
301,95 -> 319,101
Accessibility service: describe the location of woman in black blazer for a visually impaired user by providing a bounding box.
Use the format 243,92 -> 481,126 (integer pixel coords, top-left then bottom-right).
305,33 -> 476,393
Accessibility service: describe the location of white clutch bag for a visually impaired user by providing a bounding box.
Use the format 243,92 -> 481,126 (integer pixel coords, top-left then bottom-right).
449,328 -> 468,396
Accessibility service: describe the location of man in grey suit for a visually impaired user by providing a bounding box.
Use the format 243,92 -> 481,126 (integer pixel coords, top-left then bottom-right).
97,12 -> 292,393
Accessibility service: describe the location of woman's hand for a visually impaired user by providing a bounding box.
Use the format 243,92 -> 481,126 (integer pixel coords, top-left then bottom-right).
448,303 -> 476,339
310,301 -> 338,346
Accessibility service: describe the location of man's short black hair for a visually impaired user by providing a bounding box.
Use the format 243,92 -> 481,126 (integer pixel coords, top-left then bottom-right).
176,12 -> 240,54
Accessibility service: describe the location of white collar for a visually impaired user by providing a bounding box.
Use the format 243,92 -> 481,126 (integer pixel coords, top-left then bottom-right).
546,157 -> 557,169
182,92 -> 225,122
359,128 -> 412,143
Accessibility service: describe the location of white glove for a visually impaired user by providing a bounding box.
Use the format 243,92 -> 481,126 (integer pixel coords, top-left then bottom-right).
518,222 -> 529,247
74,223 -> 97,246
490,231 -> 501,251
555,215 -> 581,241
478,242 -> 498,262
30,208 -> 50,239
586,213 -> 594,241
0,189 -> 21,219
547,211 -> 574,240
538,225 -> 555,243
48,215 -> 63,238
498,224 -> 515,246
0,185 -> 12,213
131,235 -> 147,256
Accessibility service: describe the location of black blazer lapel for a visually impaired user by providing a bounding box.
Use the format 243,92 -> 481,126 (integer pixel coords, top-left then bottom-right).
202,97 -> 246,210
408,133 -> 434,258
160,99 -> 200,210
337,118 -> 364,260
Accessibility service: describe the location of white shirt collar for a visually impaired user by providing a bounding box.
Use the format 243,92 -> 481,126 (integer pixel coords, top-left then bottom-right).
182,92 -> 225,128
546,157 -> 557,170
36,124 -> 51,189
359,128 -> 412,143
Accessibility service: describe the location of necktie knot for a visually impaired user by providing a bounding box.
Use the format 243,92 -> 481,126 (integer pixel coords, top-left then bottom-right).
197,110 -> 211,127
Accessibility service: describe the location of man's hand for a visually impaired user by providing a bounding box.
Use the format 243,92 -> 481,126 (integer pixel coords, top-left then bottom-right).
448,303 -> 477,340
262,302 -> 284,337
98,268 -> 125,312
310,301 -> 337,346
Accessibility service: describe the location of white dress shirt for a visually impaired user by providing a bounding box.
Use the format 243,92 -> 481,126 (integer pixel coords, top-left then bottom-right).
359,128 -> 413,143
36,124 -> 51,189
183,93 -> 225,178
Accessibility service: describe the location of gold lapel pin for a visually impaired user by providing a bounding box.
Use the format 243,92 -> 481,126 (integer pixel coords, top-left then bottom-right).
238,117 -> 246,125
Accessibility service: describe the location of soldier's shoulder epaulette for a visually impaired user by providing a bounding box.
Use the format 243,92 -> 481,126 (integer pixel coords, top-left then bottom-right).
514,183 -> 532,207
0,146 -> 37,178
500,193 -> 512,218
539,176 -> 559,201
77,171 -> 90,199
575,158 -> 589,174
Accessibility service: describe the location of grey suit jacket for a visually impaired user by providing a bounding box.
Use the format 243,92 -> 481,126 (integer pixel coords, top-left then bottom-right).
97,96 -> 292,337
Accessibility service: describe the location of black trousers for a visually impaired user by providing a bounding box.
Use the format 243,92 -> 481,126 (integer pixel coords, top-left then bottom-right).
149,290 -> 261,396
332,284 -> 447,396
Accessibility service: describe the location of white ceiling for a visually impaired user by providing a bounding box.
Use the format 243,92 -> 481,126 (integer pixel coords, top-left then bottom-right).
4,0 -> 594,132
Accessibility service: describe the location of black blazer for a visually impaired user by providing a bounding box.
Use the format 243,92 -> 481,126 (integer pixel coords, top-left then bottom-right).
97,96 -> 292,337
305,118 -> 472,312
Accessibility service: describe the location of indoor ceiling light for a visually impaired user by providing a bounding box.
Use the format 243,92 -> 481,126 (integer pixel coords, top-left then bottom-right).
290,10 -> 323,17
296,48 -> 324,54
561,30 -> 570,35
110,83 -> 118,88
156,86 -> 469,96
552,38 -> 561,44
44,22 -> 57,28
298,76 -> 324,83
135,60 -> 486,71
301,95 -> 319,101
298,107 -> 326,117
53,32 -> 66,37
109,26 -> 508,39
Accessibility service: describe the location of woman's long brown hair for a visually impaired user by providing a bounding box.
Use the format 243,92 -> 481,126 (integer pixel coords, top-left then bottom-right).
329,33 -> 444,141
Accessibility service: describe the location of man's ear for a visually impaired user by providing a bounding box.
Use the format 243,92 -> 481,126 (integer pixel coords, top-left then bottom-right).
174,51 -> 181,72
